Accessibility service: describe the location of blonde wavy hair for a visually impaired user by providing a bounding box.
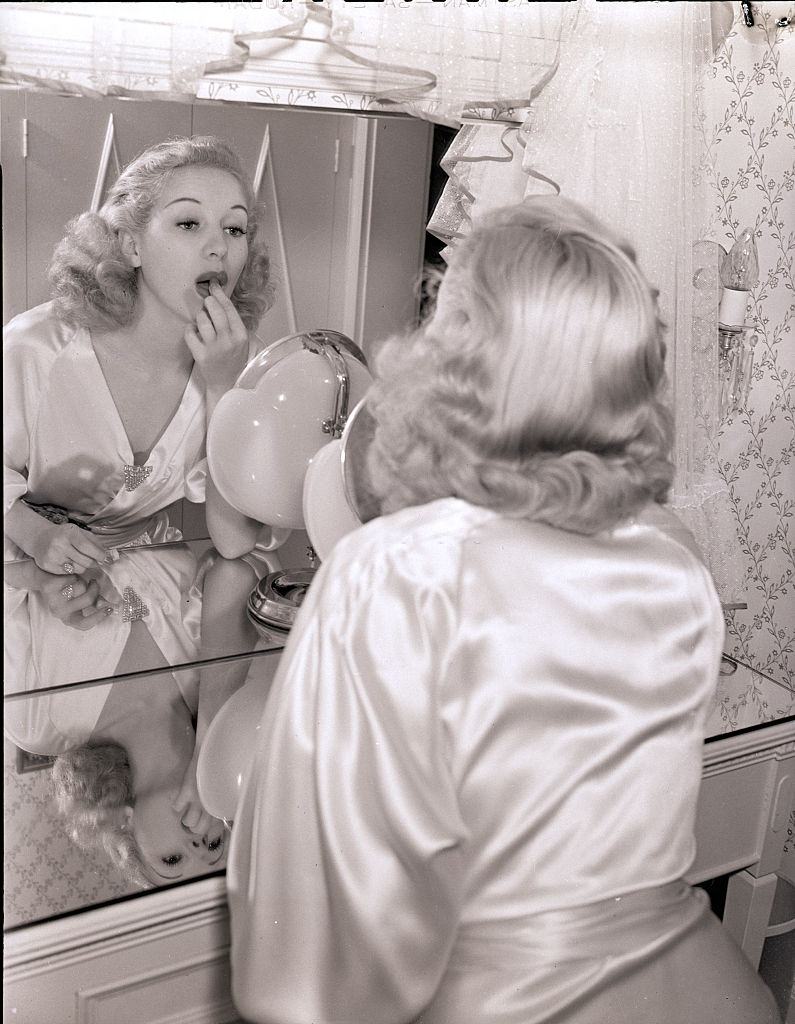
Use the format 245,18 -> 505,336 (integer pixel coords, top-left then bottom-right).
51,743 -> 154,889
48,135 -> 274,333
366,196 -> 673,535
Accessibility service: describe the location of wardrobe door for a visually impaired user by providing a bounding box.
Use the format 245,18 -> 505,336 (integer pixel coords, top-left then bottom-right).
348,114 -> 433,354
1,89 -> 28,325
15,93 -> 191,316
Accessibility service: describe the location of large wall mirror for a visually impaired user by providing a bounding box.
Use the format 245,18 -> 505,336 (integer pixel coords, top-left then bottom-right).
2,88 -> 440,1020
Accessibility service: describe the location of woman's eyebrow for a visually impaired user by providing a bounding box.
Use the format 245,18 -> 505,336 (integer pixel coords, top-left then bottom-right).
164,197 -> 248,213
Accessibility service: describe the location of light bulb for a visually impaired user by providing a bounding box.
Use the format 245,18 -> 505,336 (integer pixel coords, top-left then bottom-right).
720,228 -> 759,290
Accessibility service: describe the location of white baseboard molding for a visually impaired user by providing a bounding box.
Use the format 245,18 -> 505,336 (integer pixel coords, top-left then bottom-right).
4,876 -> 239,1024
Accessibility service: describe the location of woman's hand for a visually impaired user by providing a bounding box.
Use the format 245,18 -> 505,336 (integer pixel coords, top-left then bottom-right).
28,518 -> 109,576
184,279 -> 249,394
39,572 -> 119,631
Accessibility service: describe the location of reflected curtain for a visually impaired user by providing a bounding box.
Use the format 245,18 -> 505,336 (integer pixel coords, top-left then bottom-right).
0,1 -> 566,117
427,0 -> 742,604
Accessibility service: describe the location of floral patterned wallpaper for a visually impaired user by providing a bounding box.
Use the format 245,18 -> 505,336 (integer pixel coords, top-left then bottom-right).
706,10 -> 795,694
3,736 -> 137,929
705,660 -> 795,736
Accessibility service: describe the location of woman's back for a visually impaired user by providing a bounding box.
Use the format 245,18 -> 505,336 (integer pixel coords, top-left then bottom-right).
228,195 -> 779,1023
443,500 -> 722,916
228,498 -> 778,1023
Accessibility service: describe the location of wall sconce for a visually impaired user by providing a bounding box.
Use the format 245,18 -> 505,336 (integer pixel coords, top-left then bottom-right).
718,228 -> 759,418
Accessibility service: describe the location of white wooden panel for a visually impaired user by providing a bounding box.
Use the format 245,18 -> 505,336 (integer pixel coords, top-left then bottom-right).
77,952 -> 234,1024
688,721 -> 795,883
688,758 -> 776,882
4,878 -> 237,1024
723,870 -> 779,968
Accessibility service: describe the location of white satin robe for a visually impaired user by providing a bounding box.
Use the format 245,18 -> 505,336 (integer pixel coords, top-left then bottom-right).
227,498 -> 779,1024
3,302 -> 216,551
4,544 -> 203,754
2,302 -> 263,712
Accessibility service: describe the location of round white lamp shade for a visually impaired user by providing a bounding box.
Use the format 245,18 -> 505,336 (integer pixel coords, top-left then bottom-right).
196,671 -> 276,823
207,331 -> 372,530
302,439 -> 359,561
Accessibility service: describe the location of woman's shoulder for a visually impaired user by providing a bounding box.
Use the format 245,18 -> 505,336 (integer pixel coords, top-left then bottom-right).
4,301 -> 79,358
332,499 -> 715,577
316,498 -> 497,600
337,498 -> 496,560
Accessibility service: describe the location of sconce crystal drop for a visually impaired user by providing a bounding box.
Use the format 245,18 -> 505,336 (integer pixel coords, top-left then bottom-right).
719,326 -> 756,419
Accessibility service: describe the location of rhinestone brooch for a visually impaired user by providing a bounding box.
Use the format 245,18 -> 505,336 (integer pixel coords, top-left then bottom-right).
124,464 -> 153,492
122,586 -> 150,623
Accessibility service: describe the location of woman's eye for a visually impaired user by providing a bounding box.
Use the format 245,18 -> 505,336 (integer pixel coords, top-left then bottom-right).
226,225 -> 247,237
176,219 -> 199,231
208,836 -> 223,852
162,854 -> 183,867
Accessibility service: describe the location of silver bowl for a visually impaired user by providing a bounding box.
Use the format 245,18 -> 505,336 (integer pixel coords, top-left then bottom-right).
246,568 -> 316,642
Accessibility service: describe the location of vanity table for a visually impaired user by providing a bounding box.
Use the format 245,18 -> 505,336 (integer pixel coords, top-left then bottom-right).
4,540 -> 794,1023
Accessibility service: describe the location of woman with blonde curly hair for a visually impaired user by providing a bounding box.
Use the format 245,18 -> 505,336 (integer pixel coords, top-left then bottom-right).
4,135 -> 271,599
52,742 -> 157,890
226,197 -> 779,1023
47,670 -> 228,888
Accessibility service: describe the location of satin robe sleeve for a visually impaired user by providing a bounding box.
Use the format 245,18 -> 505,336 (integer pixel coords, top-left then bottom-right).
183,457 -> 208,503
227,530 -> 469,1024
3,315 -> 52,517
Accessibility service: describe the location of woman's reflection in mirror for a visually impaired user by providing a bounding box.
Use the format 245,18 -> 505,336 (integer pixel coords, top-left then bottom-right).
49,676 -> 228,889
174,548 -> 282,821
4,134 -> 273,602
4,544 -> 231,887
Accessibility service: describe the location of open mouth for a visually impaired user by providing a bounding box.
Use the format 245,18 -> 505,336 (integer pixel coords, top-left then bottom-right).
195,271 -> 228,299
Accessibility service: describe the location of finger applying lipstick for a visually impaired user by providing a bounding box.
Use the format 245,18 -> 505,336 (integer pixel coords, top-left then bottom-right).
195,271 -> 228,299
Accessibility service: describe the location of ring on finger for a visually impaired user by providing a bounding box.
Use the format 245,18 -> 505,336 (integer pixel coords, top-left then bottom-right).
62,561 -> 75,574
60,584 -> 75,601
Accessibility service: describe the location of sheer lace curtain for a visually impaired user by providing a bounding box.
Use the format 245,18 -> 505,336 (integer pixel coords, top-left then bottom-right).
427,0 -> 742,604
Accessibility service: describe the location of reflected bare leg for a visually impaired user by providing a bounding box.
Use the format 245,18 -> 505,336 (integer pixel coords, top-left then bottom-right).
195,554 -> 267,743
